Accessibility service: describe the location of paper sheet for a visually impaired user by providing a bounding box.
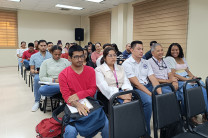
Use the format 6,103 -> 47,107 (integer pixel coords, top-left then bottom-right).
67,98 -> 93,113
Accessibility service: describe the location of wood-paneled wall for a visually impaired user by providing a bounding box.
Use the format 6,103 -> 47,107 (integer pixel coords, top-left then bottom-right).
90,12 -> 111,46
133,0 -> 189,54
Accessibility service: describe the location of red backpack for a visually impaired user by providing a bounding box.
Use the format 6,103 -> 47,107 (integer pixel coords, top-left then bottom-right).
36,118 -> 62,138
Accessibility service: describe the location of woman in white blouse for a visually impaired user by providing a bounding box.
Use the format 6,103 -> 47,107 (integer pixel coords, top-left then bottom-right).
16,41 -> 27,69
95,47 -> 133,113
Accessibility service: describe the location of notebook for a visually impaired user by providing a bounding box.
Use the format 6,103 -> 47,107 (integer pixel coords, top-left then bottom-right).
67,98 -> 93,113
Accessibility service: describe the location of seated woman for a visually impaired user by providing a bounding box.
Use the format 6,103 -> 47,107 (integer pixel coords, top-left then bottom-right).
165,43 -> 208,122
91,42 -> 103,64
83,48 -> 95,68
39,45 -> 71,97
95,47 -> 133,114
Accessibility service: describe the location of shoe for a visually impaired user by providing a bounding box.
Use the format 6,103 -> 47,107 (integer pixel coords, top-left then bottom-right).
32,102 -> 40,112
202,114 -> 208,123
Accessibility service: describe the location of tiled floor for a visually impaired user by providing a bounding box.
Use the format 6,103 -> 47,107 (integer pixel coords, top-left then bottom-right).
0,67 -> 104,138
0,67 -> 155,138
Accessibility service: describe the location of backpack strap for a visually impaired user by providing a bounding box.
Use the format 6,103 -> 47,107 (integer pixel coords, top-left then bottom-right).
52,103 -> 66,124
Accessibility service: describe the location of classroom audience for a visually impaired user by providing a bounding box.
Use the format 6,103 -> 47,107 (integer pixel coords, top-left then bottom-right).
17,39 -> 208,137
39,45 -> 71,97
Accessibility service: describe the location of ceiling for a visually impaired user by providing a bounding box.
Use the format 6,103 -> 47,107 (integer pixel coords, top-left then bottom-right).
0,0 -> 137,15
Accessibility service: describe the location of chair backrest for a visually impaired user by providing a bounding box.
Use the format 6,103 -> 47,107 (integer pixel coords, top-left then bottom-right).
109,90 -> 148,138
152,83 -> 182,138
183,79 -> 206,118
206,77 -> 208,96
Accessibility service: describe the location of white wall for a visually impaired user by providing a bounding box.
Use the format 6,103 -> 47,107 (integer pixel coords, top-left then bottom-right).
0,10 -> 81,67
186,0 -> 208,81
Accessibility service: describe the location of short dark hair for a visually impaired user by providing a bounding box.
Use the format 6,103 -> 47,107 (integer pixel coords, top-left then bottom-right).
68,45 -> 84,57
51,45 -> 62,53
38,40 -> 47,45
28,43 -> 34,47
166,43 -> 184,58
103,43 -> 112,49
47,42 -> 53,45
88,42 -> 93,45
131,41 -> 143,49
101,47 -> 116,65
111,43 -> 119,52
21,41 -> 26,45
150,41 -> 157,47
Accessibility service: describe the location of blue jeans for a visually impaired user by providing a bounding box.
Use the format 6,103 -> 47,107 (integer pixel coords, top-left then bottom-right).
177,81 -> 208,113
133,83 -> 172,135
133,84 -> 153,135
64,116 -> 109,138
18,58 -> 22,69
39,85 -> 60,97
34,74 -> 41,102
23,59 -> 30,70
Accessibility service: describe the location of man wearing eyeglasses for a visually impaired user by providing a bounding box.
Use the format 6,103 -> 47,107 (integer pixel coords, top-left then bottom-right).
59,45 -> 109,138
148,43 -> 193,115
148,43 -> 179,91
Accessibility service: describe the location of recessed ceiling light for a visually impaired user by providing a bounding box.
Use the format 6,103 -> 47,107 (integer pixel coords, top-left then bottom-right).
9,0 -> 21,2
85,0 -> 104,3
55,4 -> 83,10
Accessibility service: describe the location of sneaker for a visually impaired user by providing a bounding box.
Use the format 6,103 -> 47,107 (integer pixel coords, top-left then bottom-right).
32,102 -> 40,112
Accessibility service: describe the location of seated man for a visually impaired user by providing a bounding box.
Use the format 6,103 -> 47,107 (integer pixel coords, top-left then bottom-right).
143,41 -> 157,60
122,41 -> 162,135
59,45 -> 109,138
30,40 -> 52,112
122,43 -> 131,59
21,43 -> 38,70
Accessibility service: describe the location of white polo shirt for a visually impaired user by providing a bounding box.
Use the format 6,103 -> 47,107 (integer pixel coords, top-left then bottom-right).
122,56 -> 154,85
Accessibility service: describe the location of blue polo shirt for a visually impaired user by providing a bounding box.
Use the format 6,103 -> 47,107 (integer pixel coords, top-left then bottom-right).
122,50 -> 131,59
30,51 -> 52,69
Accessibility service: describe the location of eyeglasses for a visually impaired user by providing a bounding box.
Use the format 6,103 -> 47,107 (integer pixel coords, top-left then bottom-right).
72,55 -> 85,60
107,54 -> 117,58
152,57 -> 167,70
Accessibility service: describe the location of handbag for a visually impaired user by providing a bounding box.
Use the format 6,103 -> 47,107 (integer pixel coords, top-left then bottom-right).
63,97 -> 106,137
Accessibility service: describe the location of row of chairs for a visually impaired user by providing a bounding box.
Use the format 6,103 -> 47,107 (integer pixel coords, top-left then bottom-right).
53,78 -> 208,138
18,64 -> 63,113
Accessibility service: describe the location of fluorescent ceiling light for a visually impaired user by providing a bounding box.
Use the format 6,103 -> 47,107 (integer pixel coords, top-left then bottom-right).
55,4 -> 83,10
85,0 -> 104,3
9,0 -> 20,1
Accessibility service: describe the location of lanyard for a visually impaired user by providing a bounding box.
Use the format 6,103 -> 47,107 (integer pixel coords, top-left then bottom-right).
152,57 -> 167,70
113,68 -> 119,88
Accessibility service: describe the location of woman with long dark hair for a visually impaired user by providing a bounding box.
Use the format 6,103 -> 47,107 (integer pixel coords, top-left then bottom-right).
83,48 -> 95,68
95,47 -> 132,114
165,43 -> 208,122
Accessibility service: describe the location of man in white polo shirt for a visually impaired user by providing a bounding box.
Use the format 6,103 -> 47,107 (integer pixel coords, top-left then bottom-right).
122,41 -> 162,135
